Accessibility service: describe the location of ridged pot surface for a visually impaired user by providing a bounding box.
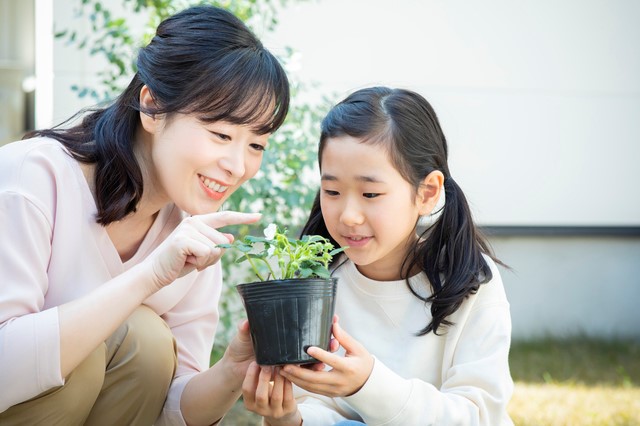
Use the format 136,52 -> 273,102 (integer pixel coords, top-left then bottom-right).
237,278 -> 338,365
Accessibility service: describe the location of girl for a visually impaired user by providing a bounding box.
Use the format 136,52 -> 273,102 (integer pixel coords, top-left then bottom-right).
243,87 -> 513,425
0,5 -> 288,426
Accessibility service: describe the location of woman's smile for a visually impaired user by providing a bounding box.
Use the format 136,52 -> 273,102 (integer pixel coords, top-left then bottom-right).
198,174 -> 230,201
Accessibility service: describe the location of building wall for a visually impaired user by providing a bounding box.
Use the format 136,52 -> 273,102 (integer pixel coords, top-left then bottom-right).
266,0 -> 640,228
51,0 -> 147,125
0,0 -> 35,145
41,0 -> 640,340
266,0 -> 640,340
492,235 -> 640,339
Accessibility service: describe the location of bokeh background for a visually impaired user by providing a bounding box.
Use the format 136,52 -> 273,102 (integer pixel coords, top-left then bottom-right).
1,1 -> 639,424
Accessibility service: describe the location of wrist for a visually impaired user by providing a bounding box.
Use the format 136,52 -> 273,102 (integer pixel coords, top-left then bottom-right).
216,351 -> 245,390
265,410 -> 302,426
112,262 -> 160,301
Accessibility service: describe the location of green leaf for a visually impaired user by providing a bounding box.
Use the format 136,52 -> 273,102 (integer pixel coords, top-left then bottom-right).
245,235 -> 269,243
297,267 -> 313,278
312,267 -> 331,279
329,247 -> 347,256
234,255 -> 249,264
236,244 -> 253,253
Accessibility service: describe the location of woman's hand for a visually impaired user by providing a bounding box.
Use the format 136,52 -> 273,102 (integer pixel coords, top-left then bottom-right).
279,320 -> 374,398
147,211 -> 260,290
222,320 -> 256,380
242,362 -> 302,426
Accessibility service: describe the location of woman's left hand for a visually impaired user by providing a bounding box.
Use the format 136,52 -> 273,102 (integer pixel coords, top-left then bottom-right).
222,320 -> 256,380
279,320 -> 374,397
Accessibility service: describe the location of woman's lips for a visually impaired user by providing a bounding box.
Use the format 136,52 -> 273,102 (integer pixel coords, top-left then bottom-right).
198,174 -> 230,201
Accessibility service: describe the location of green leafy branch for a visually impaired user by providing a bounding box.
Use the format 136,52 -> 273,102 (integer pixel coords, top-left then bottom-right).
219,224 -> 345,281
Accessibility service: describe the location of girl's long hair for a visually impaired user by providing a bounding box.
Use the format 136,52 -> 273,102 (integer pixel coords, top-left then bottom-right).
26,5 -> 289,225
301,87 -> 501,335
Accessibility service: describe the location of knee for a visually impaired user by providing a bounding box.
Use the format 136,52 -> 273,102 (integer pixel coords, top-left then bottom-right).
61,346 -> 106,410
0,345 -> 106,424
115,305 -> 177,390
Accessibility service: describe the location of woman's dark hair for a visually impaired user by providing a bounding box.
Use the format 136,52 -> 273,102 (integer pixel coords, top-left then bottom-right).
301,86 -> 501,335
26,5 -> 289,225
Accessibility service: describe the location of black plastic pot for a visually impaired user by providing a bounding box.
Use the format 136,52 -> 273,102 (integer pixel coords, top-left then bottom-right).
236,277 -> 338,365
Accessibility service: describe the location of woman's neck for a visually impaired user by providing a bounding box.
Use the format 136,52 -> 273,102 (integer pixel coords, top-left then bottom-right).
132,127 -> 170,218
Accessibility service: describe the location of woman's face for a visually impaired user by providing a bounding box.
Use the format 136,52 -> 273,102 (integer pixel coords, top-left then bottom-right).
319,135 -> 427,281
147,114 -> 269,215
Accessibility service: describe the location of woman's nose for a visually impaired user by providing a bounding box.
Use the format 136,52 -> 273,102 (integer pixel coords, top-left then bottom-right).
219,144 -> 246,178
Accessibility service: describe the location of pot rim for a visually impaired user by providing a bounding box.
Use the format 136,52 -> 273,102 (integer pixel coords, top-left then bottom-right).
237,276 -> 337,288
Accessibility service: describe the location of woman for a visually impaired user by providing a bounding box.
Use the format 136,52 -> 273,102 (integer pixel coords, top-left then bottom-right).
0,5 -> 289,425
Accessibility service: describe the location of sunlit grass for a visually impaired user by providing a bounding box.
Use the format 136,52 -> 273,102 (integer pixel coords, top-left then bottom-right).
220,337 -> 640,425
510,383 -> 640,426
509,337 -> 640,426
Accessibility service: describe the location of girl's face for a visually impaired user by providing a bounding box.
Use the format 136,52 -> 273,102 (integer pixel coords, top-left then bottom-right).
145,113 -> 268,215
320,135 -> 434,281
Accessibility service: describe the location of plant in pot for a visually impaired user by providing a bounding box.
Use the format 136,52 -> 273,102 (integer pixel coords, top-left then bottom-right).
219,224 -> 345,365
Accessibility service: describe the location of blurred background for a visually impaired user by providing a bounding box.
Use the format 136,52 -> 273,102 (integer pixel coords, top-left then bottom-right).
1,0 -> 639,424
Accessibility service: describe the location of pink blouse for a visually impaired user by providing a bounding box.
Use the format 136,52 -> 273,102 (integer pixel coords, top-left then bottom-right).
0,137 -> 221,425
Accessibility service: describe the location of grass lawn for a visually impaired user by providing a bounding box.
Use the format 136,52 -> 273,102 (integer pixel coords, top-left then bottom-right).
221,337 -> 640,425
509,337 -> 640,426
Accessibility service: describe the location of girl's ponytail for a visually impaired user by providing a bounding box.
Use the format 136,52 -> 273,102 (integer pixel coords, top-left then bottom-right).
413,176 -> 495,335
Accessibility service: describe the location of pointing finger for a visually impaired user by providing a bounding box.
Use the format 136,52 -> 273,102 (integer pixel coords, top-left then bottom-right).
198,211 -> 261,228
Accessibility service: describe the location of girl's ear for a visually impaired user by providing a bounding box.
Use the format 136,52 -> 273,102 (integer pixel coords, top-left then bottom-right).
417,170 -> 444,216
139,85 -> 160,133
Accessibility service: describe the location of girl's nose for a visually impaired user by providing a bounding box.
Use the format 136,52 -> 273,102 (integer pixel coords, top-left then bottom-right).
340,199 -> 365,226
219,145 -> 246,178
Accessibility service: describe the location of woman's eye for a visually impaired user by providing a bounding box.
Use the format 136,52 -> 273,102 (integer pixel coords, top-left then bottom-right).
212,132 -> 230,141
323,189 -> 339,196
250,143 -> 266,152
363,193 -> 379,199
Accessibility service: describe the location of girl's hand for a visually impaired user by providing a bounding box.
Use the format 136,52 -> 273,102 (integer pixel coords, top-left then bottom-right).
148,211 -> 260,290
279,321 -> 374,398
242,362 -> 302,426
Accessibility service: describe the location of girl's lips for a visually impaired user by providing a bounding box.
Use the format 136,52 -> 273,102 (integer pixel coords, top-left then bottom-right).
343,236 -> 372,248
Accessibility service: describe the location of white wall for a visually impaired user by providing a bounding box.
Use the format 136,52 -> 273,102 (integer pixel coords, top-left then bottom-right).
263,1 -> 640,339
492,236 -> 640,339
265,0 -> 640,227
0,0 -> 35,144
51,0 -> 147,125
44,0 -> 640,339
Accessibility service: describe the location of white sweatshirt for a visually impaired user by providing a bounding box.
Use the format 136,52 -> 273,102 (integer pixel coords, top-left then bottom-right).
295,258 -> 514,425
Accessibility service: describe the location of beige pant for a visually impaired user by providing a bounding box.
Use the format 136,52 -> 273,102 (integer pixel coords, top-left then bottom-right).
0,305 -> 177,426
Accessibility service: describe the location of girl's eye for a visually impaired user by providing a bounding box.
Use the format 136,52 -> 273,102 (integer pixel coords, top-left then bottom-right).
250,143 -> 266,152
323,189 -> 339,196
363,193 -> 380,199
